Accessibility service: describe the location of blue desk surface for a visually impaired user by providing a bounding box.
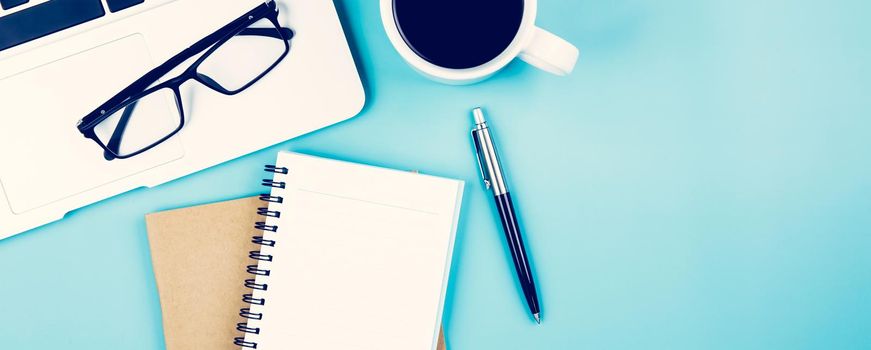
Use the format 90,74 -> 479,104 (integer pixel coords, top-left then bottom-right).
3,0 -> 871,348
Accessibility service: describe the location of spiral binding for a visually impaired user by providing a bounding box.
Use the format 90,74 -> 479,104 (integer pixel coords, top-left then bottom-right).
234,164 -> 288,349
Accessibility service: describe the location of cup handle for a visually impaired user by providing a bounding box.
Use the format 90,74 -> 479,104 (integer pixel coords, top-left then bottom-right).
518,26 -> 579,76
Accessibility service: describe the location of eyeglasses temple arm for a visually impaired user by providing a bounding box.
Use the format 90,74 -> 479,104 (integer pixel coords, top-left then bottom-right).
102,100 -> 138,160
237,27 -> 294,40
82,4 -> 276,129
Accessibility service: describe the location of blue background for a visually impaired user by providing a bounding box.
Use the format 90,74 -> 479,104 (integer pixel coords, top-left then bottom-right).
2,0 -> 871,348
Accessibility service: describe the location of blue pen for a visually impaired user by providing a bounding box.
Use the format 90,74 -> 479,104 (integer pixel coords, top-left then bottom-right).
471,107 -> 542,324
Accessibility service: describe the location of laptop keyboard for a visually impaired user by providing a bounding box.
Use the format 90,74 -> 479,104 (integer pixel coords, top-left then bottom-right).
106,0 -> 144,13
0,0 -> 28,10
0,0 -> 146,52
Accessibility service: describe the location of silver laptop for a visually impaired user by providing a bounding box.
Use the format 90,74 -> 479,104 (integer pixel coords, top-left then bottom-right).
0,0 -> 366,239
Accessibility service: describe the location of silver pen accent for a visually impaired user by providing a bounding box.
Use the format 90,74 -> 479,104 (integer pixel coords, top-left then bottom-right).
471,107 -> 508,196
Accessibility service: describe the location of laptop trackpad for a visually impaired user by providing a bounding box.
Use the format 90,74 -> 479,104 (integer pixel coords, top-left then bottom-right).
0,34 -> 184,214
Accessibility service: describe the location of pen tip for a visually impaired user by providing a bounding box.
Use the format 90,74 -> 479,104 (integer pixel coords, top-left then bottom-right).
534,313 -> 541,324
472,107 -> 485,124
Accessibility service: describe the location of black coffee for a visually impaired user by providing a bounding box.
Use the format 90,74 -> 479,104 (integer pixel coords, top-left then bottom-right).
393,0 -> 524,69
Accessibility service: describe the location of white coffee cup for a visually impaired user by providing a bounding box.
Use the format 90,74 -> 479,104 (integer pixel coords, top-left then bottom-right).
380,0 -> 580,84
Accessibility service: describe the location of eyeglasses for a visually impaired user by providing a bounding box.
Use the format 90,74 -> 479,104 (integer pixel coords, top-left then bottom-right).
76,1 -> 293,161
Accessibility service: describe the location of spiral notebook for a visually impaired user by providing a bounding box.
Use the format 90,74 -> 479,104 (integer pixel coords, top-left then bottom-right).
235,152 -> 465,350
146,196 -> 447,350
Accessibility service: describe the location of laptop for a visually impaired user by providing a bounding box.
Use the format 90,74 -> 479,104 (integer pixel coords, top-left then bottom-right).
0,0 -> 365,239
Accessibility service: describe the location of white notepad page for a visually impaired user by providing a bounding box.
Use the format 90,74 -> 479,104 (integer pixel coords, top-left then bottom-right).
241,152 -> 464,350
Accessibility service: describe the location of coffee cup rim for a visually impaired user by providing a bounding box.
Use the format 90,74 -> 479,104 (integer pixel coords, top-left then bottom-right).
381,0 -> 538,83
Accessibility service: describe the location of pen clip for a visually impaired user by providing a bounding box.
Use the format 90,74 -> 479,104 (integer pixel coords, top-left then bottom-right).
471,129 -> 491,189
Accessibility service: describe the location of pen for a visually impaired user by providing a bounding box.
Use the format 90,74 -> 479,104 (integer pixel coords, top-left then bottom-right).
470,107 -> 541,324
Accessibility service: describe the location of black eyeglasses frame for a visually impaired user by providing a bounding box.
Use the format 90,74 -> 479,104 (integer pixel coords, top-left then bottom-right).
76,1 -> 294,160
